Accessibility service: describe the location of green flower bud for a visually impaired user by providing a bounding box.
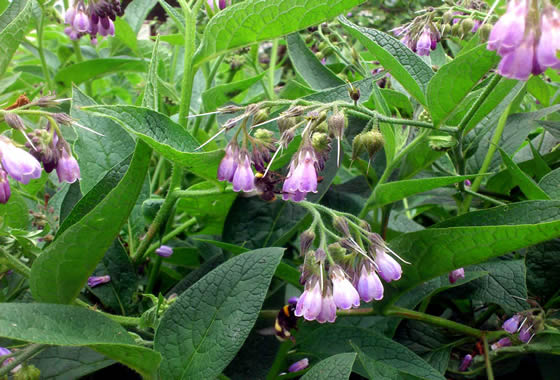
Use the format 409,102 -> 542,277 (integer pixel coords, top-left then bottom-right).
316,51 -> 324,60
451,22 -> 462,36
315,121 -> 329,134
328,112 -> 346,139
351,133 -> 366,160
362,130 -> 384,159
278,117 -> 296,133
349,87 -> 360,103
14,365 -> 41,380
328,242 -> 346,262
253,109 -> 269,125
442,24 -> 452,36
254,128 -> 275,143
418,109 -> 432,123
461,18 -> 475,35
443,10 -> 454,24
318,41 -> 329,51
479,23 -> 492,42
428,135 -> 457,151
312,132 -> 330,152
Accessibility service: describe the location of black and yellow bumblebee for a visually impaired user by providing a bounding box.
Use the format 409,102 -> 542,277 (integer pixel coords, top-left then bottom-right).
274,302 -> 299,342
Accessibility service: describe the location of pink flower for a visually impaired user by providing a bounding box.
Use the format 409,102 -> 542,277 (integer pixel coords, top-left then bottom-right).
375,248 -> 402,282
0,138 -> 42,184
536,7 -> 560,70
330,266 -> 360,310
356,263 -> 384,302
295,279 -> 323,321
56,147 -> 81,183
232,149 -> 255,192
282,147 -> 318,201
217,142 -> 238,182
316,290 -> 337,323
487,0 -> 528,55
448,268 -> 465,284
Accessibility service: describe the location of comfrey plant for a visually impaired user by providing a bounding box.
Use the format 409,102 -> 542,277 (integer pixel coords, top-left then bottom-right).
64,0 -> 123,43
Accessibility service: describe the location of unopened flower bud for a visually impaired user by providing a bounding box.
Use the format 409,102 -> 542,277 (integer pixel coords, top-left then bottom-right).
442,24 -> 452,36
327,243 -> 346,261
87,275 -> 110,288
4,113 -> 25,131
359,220 -> 371,232
479,23 -> 492,42
315,122 -> 328,134
362,130 -> 384,159
333,216 -> 350,236
461,18 -> 475,35
328,112 -> 346,139
443,10 -> 454,24
311,133 -> 329,153
253,109 -> 269,125
280,129 -> 295,148
53,113 -> 74,125
288,358 -> 309,373
451,22 -> 462,36
502,314 -> 522,333
300,229 -> 315,254
155,245 -> 173,257
351,133 -> 366,160
278,117 -> 296,133
349,87 -> 360,103
254,128 -> 275,144
459,354 -> 472,371
428,135 -> 457,151
13,364 -> 40,379
448,268 -> 465,283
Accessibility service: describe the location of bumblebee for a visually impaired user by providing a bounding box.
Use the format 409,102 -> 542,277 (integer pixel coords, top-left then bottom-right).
274,302 -> 299,342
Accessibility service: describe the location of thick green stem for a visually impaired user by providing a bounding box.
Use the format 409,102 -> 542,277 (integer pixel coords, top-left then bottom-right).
37,8 -> 55,91
460,103 -> 511,213
459,74 -> 501,134
268,39 -> 279,99
266,340 -> 292,380
359,129 -> 430,218
483,334 -> 495,380
74,299 -> 141,326
0,248 -> 31,278
146,255 -> 163,294
386,305 -> 483,337
0,344 -> 46,376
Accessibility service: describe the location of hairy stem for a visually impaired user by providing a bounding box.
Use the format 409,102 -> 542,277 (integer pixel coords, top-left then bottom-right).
483,334 -> 495,380
0,248 -> 31,278
0,344 -> 46,376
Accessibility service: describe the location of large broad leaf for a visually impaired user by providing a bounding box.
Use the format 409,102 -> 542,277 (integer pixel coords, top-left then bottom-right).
301,353 -> 357,380
372,175 -> 483,207
286,33 -> 344,90
526,239 -> 560,301
30,346 -> 115,380
55,58 -> 148,85
193,0 -> 364,65
124,0 -> 157,33
0,303 -> 161,378
427,45 -> 500,128
338,16 -> 433,106
300,325 -> 445,380
0,0 -> 32,77
83,105 -> 224,181
498,148 -> 550,200
30,142 -> 151,304
202,72 -> 265,111
71,86 -> 135,194
539,168 -> 560,199
385,201 -> 560,303
154,248 -> 283,380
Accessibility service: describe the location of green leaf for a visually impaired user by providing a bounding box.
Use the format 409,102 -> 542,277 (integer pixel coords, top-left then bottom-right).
193,0 -> 364,66
55,58 -> 148,85
386,201 -> 560,301
30,346 -> 115,380
114,17 -> 138,54
539,167 -> 560,199
71,86 -> 135,194
142,36 -> 160,110
498,148 -> 550,200
157,0 -> 185,33
286,33 -> 344,90
466,259 -> 529,313
300,326 -> 445,380
526,239 -> 560,302
0,0 -> 32,77
372,175 -> 483,207
301,353 -> 357,380
0,303 -> 161,378
89,239 -> 138,315
0,188 -> 29,229
527,75 -> 551,106
56,155 -> 131,237
124,0 -> 157,33
202,73 -> 265,111
338,16 -> 433,106
83,105 -> 224,181
427,46 -> 500,128
154,248 -> 283,380
30,142 -> 151,304
352,344 -> 400,379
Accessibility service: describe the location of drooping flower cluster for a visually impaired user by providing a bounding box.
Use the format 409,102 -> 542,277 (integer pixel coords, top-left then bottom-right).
393,22 -> 441,56
488,0 -> 560,80
501,313 -> 536,343
0,347 -> 21,374
64,0 -> 123,44
295,216 -> 407,324
215,106 -> 334,203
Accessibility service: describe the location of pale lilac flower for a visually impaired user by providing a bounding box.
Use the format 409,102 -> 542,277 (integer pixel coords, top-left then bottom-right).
282,147 -> 318,201
207,0 -> 230,11
316,290 -> 337,323
295,279 -> 322,321
330,266 -> 360,310
65,26 -> 79,40
88,275 -> 111,288
459,354 -> 472,371
497,31 -> 543,80
519,325 -> 533,343
232,149 -> 255,192
416,27 -> 432,56
491,337 -> 512,350
536,7 -> 560,70
449,268 -> 465,284
0,347 -> 21,373
0,138 -> 42,184
288,358 -> 309,373
217,142 -> 238,182
0,169 -> 10,204
56,147 -> 81,183
471,20 -> 481,32
73,11 -> 90,33
156,245 -> 173,257
375,248 -> 402,282
356,263 -> 384,302
287,296 -> 299,305
502,314 -> 521,333
98,17 -> 115,37
487,0 -> 528,55
64,7 -> 76,25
